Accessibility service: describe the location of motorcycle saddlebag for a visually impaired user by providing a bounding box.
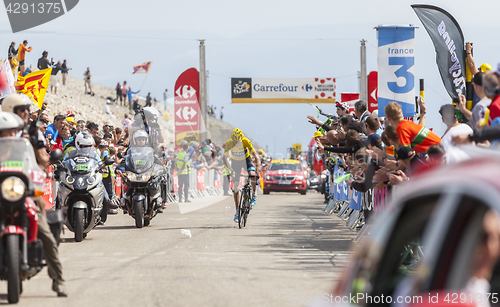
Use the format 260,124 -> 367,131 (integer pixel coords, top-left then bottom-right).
28,239 -> 44,267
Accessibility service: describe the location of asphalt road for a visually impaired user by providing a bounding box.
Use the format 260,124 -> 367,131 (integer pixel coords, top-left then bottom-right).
7,191 -> 357,307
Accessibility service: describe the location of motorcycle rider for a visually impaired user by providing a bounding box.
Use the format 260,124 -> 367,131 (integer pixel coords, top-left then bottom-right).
128,129 -> 165,212
64,131 -> 115,223
0,103 -> 68,297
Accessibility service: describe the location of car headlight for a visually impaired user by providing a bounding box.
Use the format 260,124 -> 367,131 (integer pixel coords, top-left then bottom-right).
265,175 -> 271,180
320,174 -> 327,179
296,176 -> 304,180
1,177 -> 25,202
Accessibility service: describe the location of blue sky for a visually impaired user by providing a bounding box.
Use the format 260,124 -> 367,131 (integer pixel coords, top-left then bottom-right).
1,0 -> 500,155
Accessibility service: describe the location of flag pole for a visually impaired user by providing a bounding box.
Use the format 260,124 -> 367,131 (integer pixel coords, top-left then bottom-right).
139,73 -> 149,91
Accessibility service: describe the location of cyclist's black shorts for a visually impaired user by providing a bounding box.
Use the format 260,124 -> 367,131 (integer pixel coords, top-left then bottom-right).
231,156 -> 255,184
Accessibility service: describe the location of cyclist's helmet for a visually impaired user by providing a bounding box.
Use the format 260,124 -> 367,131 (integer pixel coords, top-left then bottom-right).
75,131 -> 95,150
231,128 -> 243,142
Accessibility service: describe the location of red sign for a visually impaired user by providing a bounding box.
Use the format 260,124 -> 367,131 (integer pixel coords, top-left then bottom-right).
114,176 -> 122,197
341,93 -> 360,114
42,165 -> 53,210
173,170 -> 178,192
174,68 -> 200,146
367,71 -> 378,113
197,169 -> 205,190
214,172 -> 221,188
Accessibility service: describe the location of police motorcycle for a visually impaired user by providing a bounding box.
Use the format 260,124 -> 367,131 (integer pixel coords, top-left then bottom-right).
118,127 -> 167,228
56,131 -> 112,242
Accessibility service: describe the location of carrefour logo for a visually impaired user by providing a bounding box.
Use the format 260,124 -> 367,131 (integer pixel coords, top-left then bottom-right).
303,84 -> 313,91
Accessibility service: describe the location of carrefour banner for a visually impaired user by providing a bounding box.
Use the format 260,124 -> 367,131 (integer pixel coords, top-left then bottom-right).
231,78 -> 336,103
174,68 -> 200,146
377,26 -> 416,117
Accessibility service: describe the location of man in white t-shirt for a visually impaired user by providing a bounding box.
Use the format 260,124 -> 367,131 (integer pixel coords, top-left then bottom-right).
458,72 -> 492,129
440,102 -> 473,163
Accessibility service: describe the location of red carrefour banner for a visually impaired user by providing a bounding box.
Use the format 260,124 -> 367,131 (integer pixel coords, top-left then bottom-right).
173,170 -> 178,192
42,165 -> 53,210
367,71 -> 378,113
197,169 -> 205,190
214,172 -> 221,188
341,93 -> 360,114
114,175 -> 122,196
174,68 -> 200,146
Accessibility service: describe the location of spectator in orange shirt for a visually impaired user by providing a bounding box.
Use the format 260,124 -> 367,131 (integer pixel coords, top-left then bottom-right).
17,40 -> 32,74
385,101 -> 441,153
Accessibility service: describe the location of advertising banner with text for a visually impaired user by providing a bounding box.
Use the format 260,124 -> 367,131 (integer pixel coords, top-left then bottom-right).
231,78 -> 336,104
174,68 -> 200,146
377,26 -> 416,117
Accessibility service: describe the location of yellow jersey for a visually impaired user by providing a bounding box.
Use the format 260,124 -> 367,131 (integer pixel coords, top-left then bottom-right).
225,137 -> 254,161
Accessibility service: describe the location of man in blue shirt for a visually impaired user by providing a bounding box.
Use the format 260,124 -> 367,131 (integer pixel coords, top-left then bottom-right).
44,114 -> 65,142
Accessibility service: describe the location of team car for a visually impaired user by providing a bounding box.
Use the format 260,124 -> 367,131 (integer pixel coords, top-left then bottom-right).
262,159 -> 307,195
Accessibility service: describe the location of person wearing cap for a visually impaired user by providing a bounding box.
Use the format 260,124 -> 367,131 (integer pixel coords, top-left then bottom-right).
103,99 -> 116,119
37,51 -> 53,70
336,102 -> 349,116
385,101 -> 441,154
17,40 -> 32,74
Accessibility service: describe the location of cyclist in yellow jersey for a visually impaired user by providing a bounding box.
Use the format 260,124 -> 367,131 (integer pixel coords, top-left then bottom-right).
223,128 -> 261,223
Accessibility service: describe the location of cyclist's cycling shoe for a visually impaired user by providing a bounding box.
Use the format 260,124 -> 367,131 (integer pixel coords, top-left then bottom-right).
251,194 -> 257,206
234,213 -> 239,223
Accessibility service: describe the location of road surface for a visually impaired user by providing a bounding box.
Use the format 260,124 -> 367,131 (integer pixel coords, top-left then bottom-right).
9,191 -> 357,307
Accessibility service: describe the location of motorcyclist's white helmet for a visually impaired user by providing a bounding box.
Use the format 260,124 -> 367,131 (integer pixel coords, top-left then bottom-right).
75,131 -> 95,150
0,112 -> 24,130
1,94 -> 30,113
133,129 -> 148,146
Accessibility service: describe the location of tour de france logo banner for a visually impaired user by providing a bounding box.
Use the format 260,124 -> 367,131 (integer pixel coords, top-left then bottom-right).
377,26 -> 416,117
231,78 -> 336,104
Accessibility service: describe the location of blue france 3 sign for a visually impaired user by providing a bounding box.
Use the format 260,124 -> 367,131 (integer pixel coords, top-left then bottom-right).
377,26 -> 416,117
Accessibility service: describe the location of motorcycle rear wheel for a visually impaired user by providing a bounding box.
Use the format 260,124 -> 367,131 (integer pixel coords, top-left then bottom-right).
75,209 -> 85,242
6,235 -> 20,304
134,201 -> 143,228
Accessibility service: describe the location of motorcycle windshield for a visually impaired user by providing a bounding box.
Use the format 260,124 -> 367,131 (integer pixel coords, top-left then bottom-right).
63,147 -> 101,175
0,137 -> 46,191
126,147 -> 154,173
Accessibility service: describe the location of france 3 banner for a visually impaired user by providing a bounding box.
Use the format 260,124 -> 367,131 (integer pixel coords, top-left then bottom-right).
412,5 -> 466,99
174,68 -> 200,146
377,26 -> 416,117
231,78 -> 336,104
349,190 -> 361,211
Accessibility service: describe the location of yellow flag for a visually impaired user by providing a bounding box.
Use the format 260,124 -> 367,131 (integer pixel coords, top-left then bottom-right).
14,68 -> 52,109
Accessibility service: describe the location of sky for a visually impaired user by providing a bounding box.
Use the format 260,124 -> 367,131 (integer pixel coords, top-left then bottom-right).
2,0 -> 500,156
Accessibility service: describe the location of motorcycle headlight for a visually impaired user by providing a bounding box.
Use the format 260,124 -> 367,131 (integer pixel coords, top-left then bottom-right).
66,175 -> 75,184
127,172 -> 137,181
87,175 -> 96,185
1,177 -> 25,202
141,174 -> 151,181
296,176 -> 304,180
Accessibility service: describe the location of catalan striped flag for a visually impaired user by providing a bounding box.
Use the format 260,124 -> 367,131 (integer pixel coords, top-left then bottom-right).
14,68 -> 51,109
133,61 -> 152,74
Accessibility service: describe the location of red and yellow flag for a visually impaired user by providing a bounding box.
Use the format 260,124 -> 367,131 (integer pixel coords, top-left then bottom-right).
133,61 -> 152,74
15,68 -> 51,109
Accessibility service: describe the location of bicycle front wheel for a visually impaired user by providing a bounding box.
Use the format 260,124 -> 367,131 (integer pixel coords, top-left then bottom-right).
238,191 -> 248,228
